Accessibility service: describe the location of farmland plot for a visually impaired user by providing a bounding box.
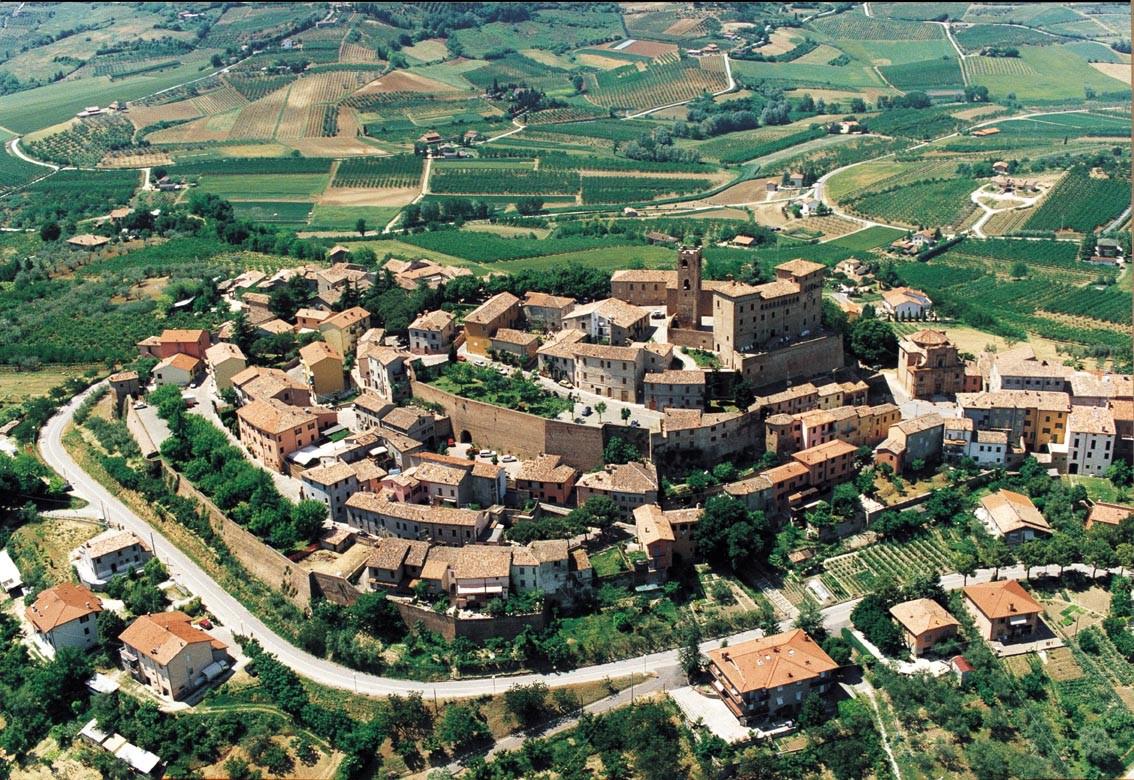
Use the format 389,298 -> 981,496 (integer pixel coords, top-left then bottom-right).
227,84 -> 292,140
580,175 -> 715,204
586,57 -> 730,112
431,167 -> 579,196
844,177 -> 979,228
1024,168 -> 1131,233
812,11 -> 945,40
331,156 -> 424,188
880,57 -> 964,91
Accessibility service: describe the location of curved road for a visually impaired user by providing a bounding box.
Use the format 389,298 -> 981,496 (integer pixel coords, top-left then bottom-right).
40,383 -> 1114,700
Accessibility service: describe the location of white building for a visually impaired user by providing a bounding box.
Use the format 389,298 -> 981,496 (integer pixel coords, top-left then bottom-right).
360,345 -> 409,402
73,529 -> 152,589
151,354 -> 202,387
510,539 -> 570,597
1067,405 -> 1116,476
881,287 -> 933,321
26,583 -> 103,655
299,462 -> 361,523
204,342 -> 247,391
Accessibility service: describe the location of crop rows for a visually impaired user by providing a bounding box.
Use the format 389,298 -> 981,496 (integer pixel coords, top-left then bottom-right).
1025,168 -> 1131,232
531,119 -> 661,144
523,106 -> 607,125
965,56 -> 1035,77
587,58 -> 729,112
813,11 -> 944,40
845,177 -> 978,228
25,114 -> 137,168
1041,286 -> 1132,325
954,23 -> 1056,52
539,151 -> 712,174
1,169 -> 139,227
880,57 -> 964,91
702,126 -> 826,165
331,156 -> 423,188
814,532 -> 955,601
580,175 -> 713,204
228,86 -> 290,141
92,58 -> 180,78
398,232 -> 640,263
430,167 -> 579,195
225,74 -> 297,102
174,158 -> 334,176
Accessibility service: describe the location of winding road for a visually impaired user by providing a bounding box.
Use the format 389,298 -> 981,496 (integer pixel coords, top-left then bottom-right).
38,382 -> 1116,701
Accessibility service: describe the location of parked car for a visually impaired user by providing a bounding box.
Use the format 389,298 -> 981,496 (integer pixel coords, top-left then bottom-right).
501,454 -> 517,463
630,420 -> 641,427
558,379 -> 572,388
478,449 -> 493,458
582,406 -> 592,416
650,310 -> 665,319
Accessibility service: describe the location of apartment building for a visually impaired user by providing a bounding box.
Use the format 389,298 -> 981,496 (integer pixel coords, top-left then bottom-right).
655,408 -> 756,463
536,328 -> 586,381
319,306 -> 370,357
514,454 -> 578,505
962,579 -> 1043,642
790,439 -> 857,492
1069,372 -> 1133,408
563,298 -> 650,345
753,379 -> 869,417
299,340 -> 345,399
942,418 -> 1009,467
490,328 -> 539,361
154,328 -> 210,359
990,354 -> 1072,392
119,612 -> 229,700
236,399 -> 337,472
1066,405 -> 1116,476
344,492 -> 491,545
204,342 -> 246,391
571,343 -> 646,402
299,462 -> 360,523
957,390 -> 1070,452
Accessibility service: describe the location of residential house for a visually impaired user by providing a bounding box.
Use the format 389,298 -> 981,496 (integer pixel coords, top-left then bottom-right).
643,370 -> 706,411
299,462 -> 360,523
707,629 -> 840,725
791,439 -> 857,492
514,454 -> 578,505
319,306 -> 370,357
957,390 -> 1070,452
1066,405 -> 1116,476
204,342 -> 246,391
654,408 -> 757,464
522,292 -> 576,331
360,345 -> 409,403
353,392 -> 394,432
571,343 -> 647,402
451,545 -> 513,607
155,328 -> 211,360
231,366 -> 311,406
119,612 -> 229,700
575,461 -> 659,518
236,399 -> 337,472
942,418 -> 1008,467
962,579 -> 1043,642
464,292 -> 521,356
416,461 -> 471,506
152,353 -> 203,387
563,298 -> 650,345
299,341 -> 345,399
754,380 -> 869,417
362,538 -> 431,590
881,287 -> 933,320
889,598 -> 960,657
990,354 -> 1072,393
26,583 -> 103,654
380,405 -> 437,445
634,504 -> 700,578
896,330 -> 966,398
537,328 -> 586,381
408,310 -> 456,355
765,403 -> 900,455
1085,501 -> 1134,530
344,492 -> 491,545
723,473 -> 773,513
295,307 -> 331,331
73,529 -> 152,590
763,461 -> 813,514
490,328 -> 539,362
976,490 -> 1052,545
873,414 -> 944,473
383,258 -> 473,290
1069,372 -> 1133,408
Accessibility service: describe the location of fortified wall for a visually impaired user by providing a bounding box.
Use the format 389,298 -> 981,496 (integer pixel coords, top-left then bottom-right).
736,333 -> 845,390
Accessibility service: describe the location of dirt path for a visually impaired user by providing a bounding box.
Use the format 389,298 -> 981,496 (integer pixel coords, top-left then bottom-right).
854,682 -> 902,780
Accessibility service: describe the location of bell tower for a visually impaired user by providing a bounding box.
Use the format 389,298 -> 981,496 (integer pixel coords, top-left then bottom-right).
675,245 -> 703,327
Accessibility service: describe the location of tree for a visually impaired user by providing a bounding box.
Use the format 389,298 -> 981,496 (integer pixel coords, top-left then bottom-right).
620,407 -> 631,423
1084,535 -> 1118,578
436,703 -> 489,752
516,197 -> 544,216
1107,458 -> 1133,487
849,318 -> 898,367
504,682 -> 549,727
1018,540 -> 1046,580
39,221 -> 61,242
756,600 -> 780,636
603,435 -> 640,465
1010,261 -> 1028,278
679,620 -> 703,681
983,539 -> 1015,580
798,691 -> 826,730
694,495 -> 770,570
794,598 -> 825,641
594,401 -> 607,422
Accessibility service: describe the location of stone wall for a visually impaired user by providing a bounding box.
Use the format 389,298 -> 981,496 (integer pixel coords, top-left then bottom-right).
736,334 -> 845,391
668,326 -> 714,351
162,463 -> 313,608
411,379 -> 606,469
392,599 -> 545,642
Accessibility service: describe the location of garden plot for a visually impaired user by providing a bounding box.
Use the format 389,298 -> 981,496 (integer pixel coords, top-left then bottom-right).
276,71 -> 373,139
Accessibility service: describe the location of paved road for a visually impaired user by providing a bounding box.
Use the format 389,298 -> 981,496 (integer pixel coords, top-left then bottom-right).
39,383 -> 1119,700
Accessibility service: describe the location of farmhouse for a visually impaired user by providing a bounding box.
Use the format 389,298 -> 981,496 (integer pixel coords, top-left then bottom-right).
152,353 -> 203,388
67,234 -> 111,249
977,490 -> 1052,545
26,583 -> 103,654
880,287 -> 933,320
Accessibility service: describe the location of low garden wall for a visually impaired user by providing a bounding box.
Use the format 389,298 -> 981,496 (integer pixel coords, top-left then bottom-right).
392,599 -> 545,642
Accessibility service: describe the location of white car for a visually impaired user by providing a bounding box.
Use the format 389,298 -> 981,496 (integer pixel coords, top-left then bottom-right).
501,454 -> 517,463
478,449 -> 493,458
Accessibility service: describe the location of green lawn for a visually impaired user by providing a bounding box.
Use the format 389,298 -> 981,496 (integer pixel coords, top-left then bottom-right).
307,205 -> 401,232
590,547 -> 628,578
1063,475 -> 1124,503
968,44 -> 1131,102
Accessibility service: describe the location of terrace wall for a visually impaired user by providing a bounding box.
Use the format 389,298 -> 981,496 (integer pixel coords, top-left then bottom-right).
410,379 -> 606,469
161,463 -> 313,608
392,599 -> 545,642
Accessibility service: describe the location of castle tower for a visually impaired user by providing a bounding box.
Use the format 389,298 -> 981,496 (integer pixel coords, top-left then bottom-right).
675,245 -> 703,327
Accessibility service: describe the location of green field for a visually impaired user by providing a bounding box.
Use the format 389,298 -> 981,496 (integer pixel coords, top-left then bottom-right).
231,201 -> 313,224
845,177 -> 978,228
730,59 -> 884,89
331,156 -> 424,188
0,149 -> 49,191
306,205 -> 401,232
430,168 -> 579,196
197,173 -> 329,201
580,175 -> 714,204
812,11 -> 945,40
967,44 -> 1131,101
879,57 -> 964,91
1024,168 -> 1131,233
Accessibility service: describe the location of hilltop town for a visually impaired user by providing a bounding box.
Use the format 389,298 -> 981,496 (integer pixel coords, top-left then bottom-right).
0,1 -> 1132,779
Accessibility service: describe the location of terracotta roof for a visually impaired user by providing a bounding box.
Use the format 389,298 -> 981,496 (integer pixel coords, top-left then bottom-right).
68,234 -> 110,248
963,579 -> 1041,620
345,492 -> 486,526
361,344 -> 407,366
882,287 -> 932,308
382,405 -> 431,432
522,291 -> 575,310
906,329 -> 949,346
257,318 -> 293,335
776,259 -> 825,277
354,391 -> 392,415
762,461 -> 810,485
454,545 -> 512,579
465,292 -> 519,326
205,342 -> 245,364
26,583 -> 102,632
957,390 -> 1070,413
979,490 -> 1052,537
566,298 -> 649,329
572,342 -> 642,362
529,539 -> 568,564
237,398 -> 320,435
537,328 -> 586,358
80,529 -> 146,559
109,370 -> 139,383
367,538 -> 415,571
634,504 -> 700,545
471,461 -> 501,479
975,429 -> 1008,445
295,307 -> 331,323
996,356 -> 1072,379
663,408 -> 745,432
895,413 -> 944,435
299,341 -> 343,364
511,545 -> 539,566
158,353 -> 202,373
723,474 -> 772,497
232,366 -> 308,402
516,454 -> 576,484
119,611 -> 226,666
301,461 -> 357,486
1069,405 -> 1115,436
707,629 -> 838,694
644,370 -> 705,385
409,310 -> 455,331
576,461 -> 658,494
161,328 -> 209,343
889,598 -> 959,637
491,328 -> 538,347
791,439 -> 857,466
611,269 -> 677,283
1107,398 -> 1133,423
1070,372 -> 1132,400
416,461 -> 468,487
1086,502 -> 1134,528
322,306 -> 370,331
571,547 -> 592,571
